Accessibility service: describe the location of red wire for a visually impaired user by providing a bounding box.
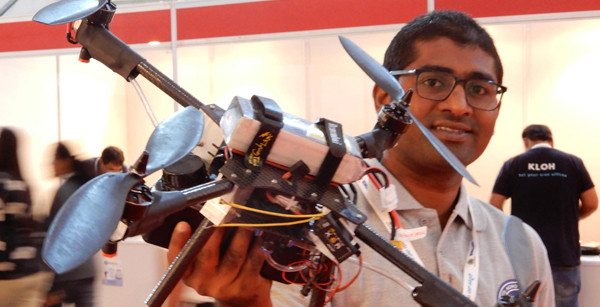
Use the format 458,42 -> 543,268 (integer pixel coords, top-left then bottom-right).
224,146 -> 230,160
322,254 -> 364,305
366,171 -> 400,229
335,254 -> 362,291
367,172 -> 382,189
390,210 -> 401,229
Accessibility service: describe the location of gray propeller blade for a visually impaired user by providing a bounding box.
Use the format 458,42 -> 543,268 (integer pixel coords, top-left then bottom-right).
43,173 -> 140,274
42,106 -> 205,273
145,106 -> 205,175
338,36 -> 478,185
32,0 -> 108,25
503,215 -> 534,292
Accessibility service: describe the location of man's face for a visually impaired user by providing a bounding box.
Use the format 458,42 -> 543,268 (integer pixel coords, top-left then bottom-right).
100,161 -> 122,174
375,37 -> 500,171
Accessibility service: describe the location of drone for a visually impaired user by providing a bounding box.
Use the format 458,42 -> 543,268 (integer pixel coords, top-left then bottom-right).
32,1 -> 540,307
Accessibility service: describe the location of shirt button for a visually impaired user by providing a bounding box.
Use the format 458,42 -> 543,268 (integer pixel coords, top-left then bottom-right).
419,219 -> 428,226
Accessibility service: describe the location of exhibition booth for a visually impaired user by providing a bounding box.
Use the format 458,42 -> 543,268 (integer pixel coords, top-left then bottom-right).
2,0 -> 600,306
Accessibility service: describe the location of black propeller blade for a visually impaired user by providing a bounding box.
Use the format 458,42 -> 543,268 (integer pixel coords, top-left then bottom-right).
43,106 -> 205,274
338,36 -> 478,186
33,0 -> 108,25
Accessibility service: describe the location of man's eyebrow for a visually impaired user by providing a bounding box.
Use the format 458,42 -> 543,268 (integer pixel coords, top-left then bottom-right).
418,65 -> 496,82
468,71 -> 496,82
419,65 -> 452,73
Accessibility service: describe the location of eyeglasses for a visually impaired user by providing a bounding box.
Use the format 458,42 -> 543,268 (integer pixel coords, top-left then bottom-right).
389,69 -> 507,111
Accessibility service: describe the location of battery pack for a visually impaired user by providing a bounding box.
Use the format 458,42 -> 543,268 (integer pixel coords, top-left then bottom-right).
220,96 -> 364,184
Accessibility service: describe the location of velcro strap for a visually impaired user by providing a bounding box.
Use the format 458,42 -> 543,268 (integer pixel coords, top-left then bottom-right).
315,118 -> 346,185
244,95 -> 283,171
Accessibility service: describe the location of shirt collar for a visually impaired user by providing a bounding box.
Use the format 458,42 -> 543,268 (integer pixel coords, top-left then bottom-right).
530,143 -> 552,150
367,158 -> 485,231
454,184 -> 486,232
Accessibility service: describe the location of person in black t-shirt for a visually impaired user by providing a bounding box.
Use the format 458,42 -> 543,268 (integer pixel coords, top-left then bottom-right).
490,124 -> 598,307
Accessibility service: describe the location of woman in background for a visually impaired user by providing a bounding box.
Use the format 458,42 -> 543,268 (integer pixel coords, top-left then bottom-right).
0,127 -> 54,307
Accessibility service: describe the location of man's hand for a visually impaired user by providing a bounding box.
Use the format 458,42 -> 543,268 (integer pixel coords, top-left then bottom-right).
167,222 -> 273,307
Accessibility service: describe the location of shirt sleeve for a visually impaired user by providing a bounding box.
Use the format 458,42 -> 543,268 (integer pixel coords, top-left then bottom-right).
492,160 -> 513,197
575,157 -> 594,194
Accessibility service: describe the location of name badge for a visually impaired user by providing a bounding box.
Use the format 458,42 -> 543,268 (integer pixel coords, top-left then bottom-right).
394,226 -> 427,242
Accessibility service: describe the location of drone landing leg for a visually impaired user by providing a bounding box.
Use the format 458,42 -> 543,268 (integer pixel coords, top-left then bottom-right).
307,257 -> 335,307
145,218 -> 215,307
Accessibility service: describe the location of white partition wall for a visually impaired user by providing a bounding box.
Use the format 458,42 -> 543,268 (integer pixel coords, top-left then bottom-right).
307,32 -> 396,137
58,55 -> 128,157
0,55 -> 60,215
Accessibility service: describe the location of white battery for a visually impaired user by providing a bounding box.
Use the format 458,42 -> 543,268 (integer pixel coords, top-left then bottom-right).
220,96 -> 365,184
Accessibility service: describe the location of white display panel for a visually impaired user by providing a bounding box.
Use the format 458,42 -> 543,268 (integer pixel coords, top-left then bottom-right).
307,32 -> 395,137
58,54 -> 128,161
0,55 -> 59,216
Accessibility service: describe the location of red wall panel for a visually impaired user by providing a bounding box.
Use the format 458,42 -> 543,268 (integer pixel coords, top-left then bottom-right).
110,10 -> 171,44
0,10 -> 170,53
0,22 -> 72,52
3,0 -> 600,53
436,0 -> 600,18
177,0 -> 425,40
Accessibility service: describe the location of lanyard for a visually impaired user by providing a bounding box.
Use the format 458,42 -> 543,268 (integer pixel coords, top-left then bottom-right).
356,176 -> 480,302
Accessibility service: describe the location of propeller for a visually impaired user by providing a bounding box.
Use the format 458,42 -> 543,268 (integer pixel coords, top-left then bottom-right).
338,36 -> 478,185
43,106 -> 205,274
32,0 -> 109,25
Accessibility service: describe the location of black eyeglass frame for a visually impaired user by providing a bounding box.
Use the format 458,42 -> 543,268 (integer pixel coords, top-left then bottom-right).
389,69 -> 507,111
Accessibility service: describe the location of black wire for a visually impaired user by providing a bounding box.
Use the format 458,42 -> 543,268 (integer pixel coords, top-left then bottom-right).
339,184 -> 358,205
389,211 -> 396,241
363,168 -> 389,188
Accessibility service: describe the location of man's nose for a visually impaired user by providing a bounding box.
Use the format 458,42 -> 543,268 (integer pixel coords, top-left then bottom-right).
437,83 -> 472,116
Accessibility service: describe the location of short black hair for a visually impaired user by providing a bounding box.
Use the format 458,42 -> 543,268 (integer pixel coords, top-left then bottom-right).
383,10 -> 504,83
101,146 -> 124,165
522,124 -> 553,142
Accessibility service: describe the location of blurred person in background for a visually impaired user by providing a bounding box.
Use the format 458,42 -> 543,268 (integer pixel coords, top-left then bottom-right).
0,127 -> 54,307
81,145 -> 127,178
45,142 -> 96,307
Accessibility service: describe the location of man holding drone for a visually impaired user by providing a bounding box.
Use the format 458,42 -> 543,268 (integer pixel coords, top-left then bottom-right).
166,10 -> 555,307
27,1 -> 554,305
169,11 -> 554,306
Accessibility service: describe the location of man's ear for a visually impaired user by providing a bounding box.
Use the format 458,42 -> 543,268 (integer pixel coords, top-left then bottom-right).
372,84 -> 391,113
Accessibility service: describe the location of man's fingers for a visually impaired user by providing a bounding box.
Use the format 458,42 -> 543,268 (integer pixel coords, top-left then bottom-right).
241,235 -> 267,277
167,221 -> 192,263
218,228 -> 254,274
